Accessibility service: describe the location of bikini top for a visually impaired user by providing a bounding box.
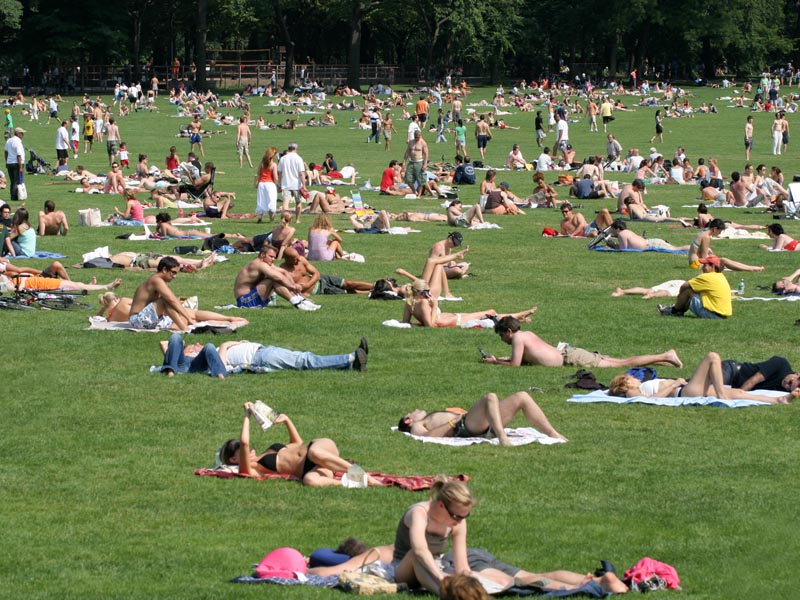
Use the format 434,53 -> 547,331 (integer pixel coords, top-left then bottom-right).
257,443 -> 286,472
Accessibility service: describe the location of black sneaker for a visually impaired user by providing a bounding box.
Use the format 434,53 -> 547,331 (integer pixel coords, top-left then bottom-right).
358,337 -> 369,355
353,348 -> 368,372
658,304 -> 683,316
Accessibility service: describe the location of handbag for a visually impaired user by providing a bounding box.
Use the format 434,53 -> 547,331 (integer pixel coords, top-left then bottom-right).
299,185 -> 310,200
16,182 -> 27,200
338,548 -> 398,595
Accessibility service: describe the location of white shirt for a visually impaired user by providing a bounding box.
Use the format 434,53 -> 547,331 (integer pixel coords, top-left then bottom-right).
56,126 -> 70,150
536,153 -> 554,171
71,121 -> 80,141
5,135 -> 24,164
224,342 -> 262,367
277,151 -> 305,190
407,121 -> 421,142
556,119 -> 569,142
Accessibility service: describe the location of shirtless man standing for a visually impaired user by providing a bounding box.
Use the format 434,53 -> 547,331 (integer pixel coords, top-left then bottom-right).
188,114 -> 204,157
233,244 -> 320,310
483,316 -> 683,369
404,129 -> 429,198
744,115 -> 754,160
105,117 -> 120,166
382,111 -> 397,152
474,114 -> 491,159
236,115 -> 253,168
128,257 -> 196,330
38,200 -> 69,235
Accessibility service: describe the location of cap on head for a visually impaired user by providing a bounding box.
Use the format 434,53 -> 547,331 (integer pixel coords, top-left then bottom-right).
699,256 -> 721,268
14,127 -> 26,134
499,181 -> 510,189
448,231 -> 463,246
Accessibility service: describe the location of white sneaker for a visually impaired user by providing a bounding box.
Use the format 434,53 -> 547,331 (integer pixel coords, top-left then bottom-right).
294,299 -> 321,311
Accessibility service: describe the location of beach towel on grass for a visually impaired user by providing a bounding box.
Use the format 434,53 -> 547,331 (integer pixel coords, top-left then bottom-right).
567,388 -> 784,407
11,251 -> 67,259
591,246 -> 688,254
88,316 -> 244,334
469,222 -> 502,230
382,318 -> 495,329
194,469 -> 468,491
738,295 -> 800,302
231,574 -> 338,587
394,426 -> 566,446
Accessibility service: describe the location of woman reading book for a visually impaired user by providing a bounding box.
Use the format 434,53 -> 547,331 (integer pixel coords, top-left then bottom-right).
219,404 -> 381,487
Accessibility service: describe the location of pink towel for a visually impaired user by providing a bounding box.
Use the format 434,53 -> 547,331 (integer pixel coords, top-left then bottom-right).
624,557 -> 681,589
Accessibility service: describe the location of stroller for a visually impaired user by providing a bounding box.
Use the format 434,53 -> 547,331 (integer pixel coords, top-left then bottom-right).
26,148 -> 53,175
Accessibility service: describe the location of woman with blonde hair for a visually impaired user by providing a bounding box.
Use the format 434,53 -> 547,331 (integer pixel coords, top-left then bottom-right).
307,213 -> 343,261
269,211 -> 297,259
255,146 -> 280,223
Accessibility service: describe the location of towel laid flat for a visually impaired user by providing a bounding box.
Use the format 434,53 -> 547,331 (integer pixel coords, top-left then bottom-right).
11,251 -> 67,259
738,295 -> 800,302
567,388 -> 784,407
87,316 -> 244,333
394,426 -> 566,446
194,469 -> 469,491
591,247 -> 688,254
468,222 -> 502,230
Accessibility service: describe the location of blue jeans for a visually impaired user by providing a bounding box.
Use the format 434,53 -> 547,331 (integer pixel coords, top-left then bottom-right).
689,295 -> 724,319
159,332 -> 228,377
252,346 -> 352,371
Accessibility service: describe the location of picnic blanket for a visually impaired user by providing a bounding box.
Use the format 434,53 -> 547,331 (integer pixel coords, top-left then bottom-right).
567,388 -> 784,407
342,228 -> 421,234
394,426 -> 566,446
591,246 -> 688,254
231,574 -> 338,587
11,251 -> 67,259
716,228 -> 769,239
195,468 -> 469,491
469,222 -> 502,230
88,316 -> 244,333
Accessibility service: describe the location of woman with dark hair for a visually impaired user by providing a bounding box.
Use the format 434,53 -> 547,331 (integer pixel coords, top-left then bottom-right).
219,404 -> 380,487
760,223 -> 798,251
4,207 -> 35,257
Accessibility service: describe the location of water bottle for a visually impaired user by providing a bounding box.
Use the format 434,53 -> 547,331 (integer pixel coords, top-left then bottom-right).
738,278 -> 745,296
342,463 -> 368,488
178,208 -> 184,217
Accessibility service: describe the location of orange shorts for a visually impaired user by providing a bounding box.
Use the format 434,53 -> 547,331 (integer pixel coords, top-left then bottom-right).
15,276 -> 61,291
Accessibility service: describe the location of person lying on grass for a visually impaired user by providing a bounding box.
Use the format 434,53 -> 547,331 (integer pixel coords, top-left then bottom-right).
483,316 -> 683,369
218,405 -> 382,487
7,273 -> 122,293
97,291 -> 248,327
401,279 -> 537,328
108,251 -> 216,271
609,352 -> 799,404
397,391 -> 566,444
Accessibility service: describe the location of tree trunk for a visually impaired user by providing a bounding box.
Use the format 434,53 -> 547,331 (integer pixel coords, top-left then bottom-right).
275,0 -> 295,89
347,0 -> 364,90
195,0 -> 207,89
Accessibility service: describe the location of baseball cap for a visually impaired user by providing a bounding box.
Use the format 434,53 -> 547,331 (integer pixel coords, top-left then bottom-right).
14,127 -> 26,134
699,256 -> 721,268
448,231 -> 463,246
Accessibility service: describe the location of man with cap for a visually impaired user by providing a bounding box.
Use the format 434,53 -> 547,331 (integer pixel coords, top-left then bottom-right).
403,128 -> 428,198
658,255 -> 732,318
277,142 -> 306,218
427,231 -> 472,287
4,127 -> 25,201
484,181 -> 525,215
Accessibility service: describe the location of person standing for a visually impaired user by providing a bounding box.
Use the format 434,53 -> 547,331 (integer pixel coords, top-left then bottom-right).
587,98 -> 598,132
600,96 -> 614,132
781,111 -> 790,153
407,113 -> 421,142
435,108 -> 446,144
404,129 -> 429,198
771,112 -> 782,155
650,109 -> 664,143
277,142 -> 306,219
415,94 -> 429,125
474,114 -> 491,160
55,120 -> 70,164
555,112 -> 569,155
5,127 -> 25,201
105,117 -> 121,166
255,146 -> 279,223
70,115 -> 80,159
744,115 -> 754,160
236,115 -> 253,168
367,106 -> 381,144
382,111 -> 396,152
188,114 -> 204,157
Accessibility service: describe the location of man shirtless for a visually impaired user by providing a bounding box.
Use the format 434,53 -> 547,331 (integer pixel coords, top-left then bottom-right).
233,244 -> 320,310
398,391 -> 566,446
109,251 -> 216,271
608,219 -> 689,251
403,129 -> 429,197
483,316 -> 683,368
624,198 -> 692,225
188,114 -> 204,157
279,246 -> 373,296
559,203 -> 589,237
474,114 -> 491,159
236,115 -> 252,168
38,200 -> 69,235
104,161 -> 125,194
616,179 -> 646,213
128,256 -> 196,330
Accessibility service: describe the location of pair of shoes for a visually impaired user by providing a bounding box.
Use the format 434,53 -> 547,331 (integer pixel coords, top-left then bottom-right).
293,298 -> 321,311
358,337 -> 368,355
353,348 -> 368,371
657,304 -> 683,316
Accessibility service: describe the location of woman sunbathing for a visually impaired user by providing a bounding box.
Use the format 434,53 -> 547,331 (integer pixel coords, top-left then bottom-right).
218,405 -> 381,487
610,352 -> 797,404
760,223 -> 798,251
401,279 -> 538,328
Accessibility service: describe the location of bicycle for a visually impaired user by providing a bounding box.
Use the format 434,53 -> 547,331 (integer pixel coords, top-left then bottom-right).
0,276 -> 93,311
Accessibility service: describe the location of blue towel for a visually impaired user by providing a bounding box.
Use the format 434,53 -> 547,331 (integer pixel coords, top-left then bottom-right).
11,251 -> 67,259
230,574 -> 338,587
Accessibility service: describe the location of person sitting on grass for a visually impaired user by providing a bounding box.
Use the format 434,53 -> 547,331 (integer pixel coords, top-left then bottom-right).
128,256 -> 197,330
688,218 -> 764,271
38,200 -> 69,235
307,213 -> 344,260
658,256 -> 732,319
203,189 -> 235,219
279,246 -> 374,296
233,244 -> 320,310
4,207 -> 35,257
398,391 -> 566,444
609,352 -> 798,404
482,316 -> 683,368
401,279 -> 538,328
483,182 -> 525,215
97,291 -> 249,326
447,199 -> 484,228
218,406 -> 381,487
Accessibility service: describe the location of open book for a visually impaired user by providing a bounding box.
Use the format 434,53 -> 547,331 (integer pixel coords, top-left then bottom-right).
251,401 -> 279,431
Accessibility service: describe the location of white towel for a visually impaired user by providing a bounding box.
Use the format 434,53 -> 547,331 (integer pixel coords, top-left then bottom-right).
393,426 -> 566,446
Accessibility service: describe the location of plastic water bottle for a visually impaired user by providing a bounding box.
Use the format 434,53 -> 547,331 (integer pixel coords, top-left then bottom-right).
342,464 -> 368,488
738,278 -> 745,296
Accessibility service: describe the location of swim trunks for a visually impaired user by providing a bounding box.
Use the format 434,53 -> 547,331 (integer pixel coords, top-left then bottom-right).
236,287 -> 271,308
129,302 -> 173,329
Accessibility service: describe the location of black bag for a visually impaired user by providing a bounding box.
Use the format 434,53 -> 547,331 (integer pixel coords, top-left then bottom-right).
83,257 -> 117,269
565,369 -> 607,390
173,245 -> 200,255
202,234 -> 229,251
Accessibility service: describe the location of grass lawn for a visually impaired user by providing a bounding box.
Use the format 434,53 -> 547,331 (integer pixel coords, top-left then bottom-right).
2,84 -> 799,599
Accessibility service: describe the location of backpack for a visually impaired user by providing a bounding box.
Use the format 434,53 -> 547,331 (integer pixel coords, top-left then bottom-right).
565,369 -> 607,390
625,367 -> 658,382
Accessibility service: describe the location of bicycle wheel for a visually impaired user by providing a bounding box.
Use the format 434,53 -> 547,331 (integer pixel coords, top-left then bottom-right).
0,296 -> 38,310
38,298 -> 92,311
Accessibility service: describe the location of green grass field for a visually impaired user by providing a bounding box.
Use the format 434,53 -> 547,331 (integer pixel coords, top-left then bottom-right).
2,86 -> 799,599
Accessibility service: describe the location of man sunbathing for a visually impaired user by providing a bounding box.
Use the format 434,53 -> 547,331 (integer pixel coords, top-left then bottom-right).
609,219 -> 689,251
483,316 -> 683,368
128,256 -> 196,330
233,244 -> 319,310
109,251 -> 217,271
38,200 -> 69,235
398,391 -> 566,445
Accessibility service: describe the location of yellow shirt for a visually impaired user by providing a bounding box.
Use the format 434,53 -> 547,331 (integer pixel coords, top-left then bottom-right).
689,272 -> 732,317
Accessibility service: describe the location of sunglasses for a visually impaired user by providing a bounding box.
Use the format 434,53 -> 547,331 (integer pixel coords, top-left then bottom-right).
443,501 -> 470,521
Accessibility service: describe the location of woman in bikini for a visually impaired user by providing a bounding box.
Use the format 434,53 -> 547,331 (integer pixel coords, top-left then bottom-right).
610,352 -> 796,404
400,278 -> 538,328
218,404 -> 380,487
760,223 -> 799,251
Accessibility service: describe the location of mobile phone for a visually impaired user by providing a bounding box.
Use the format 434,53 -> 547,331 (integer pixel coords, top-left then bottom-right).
478,347 -> 489,359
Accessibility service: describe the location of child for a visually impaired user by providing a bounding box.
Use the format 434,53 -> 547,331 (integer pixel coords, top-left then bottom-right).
70,117 -> 80,159
83,114 -> 94,153
118,142 -> 130,170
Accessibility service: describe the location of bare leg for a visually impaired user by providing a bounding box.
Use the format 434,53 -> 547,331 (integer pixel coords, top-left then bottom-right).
59,278 -> 122,292
719,256 -> 764,272
595,208 -> 614,230
46,261 -> 69,280
496,306 -> 539,322
597,349 -> 683,369
192,309 -> 249,324
329,240 -> 344,258
342,279 -> 374,293
465,391 -> 565,445
466,203 -> 484,223
612,286 -> 651,297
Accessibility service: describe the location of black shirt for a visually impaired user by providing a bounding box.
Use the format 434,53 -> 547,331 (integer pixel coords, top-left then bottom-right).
722,356 -> 793,391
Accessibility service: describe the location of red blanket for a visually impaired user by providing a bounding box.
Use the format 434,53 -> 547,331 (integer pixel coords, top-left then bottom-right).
194,469 -> 468,491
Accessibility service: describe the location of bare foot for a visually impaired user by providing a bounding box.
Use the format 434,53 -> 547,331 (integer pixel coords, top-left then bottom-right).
611,287 -> 624,297
200,252 -> 217,269
665,349 -> 683,369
